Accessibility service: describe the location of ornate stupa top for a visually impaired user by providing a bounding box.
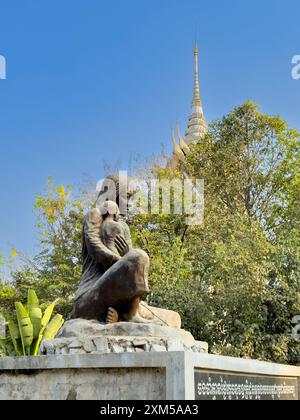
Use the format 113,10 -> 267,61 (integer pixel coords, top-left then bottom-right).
185,43 -> 207,143
170,43 -> 207,167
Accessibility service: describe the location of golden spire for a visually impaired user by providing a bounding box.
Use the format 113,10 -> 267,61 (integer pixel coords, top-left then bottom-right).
168,42 -> 208,168
185,42 -> 207,142
192,43 -> 202,110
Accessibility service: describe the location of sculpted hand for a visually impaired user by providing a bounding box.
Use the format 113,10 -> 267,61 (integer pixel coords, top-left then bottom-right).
115,235 -> 130,256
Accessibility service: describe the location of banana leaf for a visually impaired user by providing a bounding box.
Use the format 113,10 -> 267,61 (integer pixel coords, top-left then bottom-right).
27,290 -> 42,339
42,314 -> 64,342
41,299 -> 59,329
32,299 -> 59,356
15,302 -> 33,356
8,321 -> 21,356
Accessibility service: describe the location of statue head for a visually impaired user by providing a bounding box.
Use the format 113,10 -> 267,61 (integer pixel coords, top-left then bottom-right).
99,200 -> 120,221
96,173 -> 134,217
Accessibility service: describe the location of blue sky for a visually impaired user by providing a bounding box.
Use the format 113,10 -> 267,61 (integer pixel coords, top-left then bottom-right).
0,0 -> 299,258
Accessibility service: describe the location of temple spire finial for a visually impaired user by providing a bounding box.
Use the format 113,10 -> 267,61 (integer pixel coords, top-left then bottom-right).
169,41 -> 208,165
185,41 -> 207,143
192,42 -> 202,111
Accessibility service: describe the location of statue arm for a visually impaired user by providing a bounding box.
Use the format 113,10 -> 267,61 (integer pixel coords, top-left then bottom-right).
84,208 -> 120,266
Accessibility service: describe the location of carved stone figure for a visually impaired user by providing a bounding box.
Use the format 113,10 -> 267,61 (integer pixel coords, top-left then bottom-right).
74,175 -> 181,328
74,201 -> 150,323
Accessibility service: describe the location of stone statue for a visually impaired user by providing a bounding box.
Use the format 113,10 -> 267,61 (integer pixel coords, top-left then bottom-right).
74,175 -> 181,328
74,201 -> 150,324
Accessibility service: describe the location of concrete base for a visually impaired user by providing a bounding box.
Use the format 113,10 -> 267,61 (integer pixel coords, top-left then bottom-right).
0,352 -> 300,400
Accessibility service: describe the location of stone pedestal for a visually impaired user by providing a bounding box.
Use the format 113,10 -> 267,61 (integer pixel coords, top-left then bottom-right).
40,319 -> 208,356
